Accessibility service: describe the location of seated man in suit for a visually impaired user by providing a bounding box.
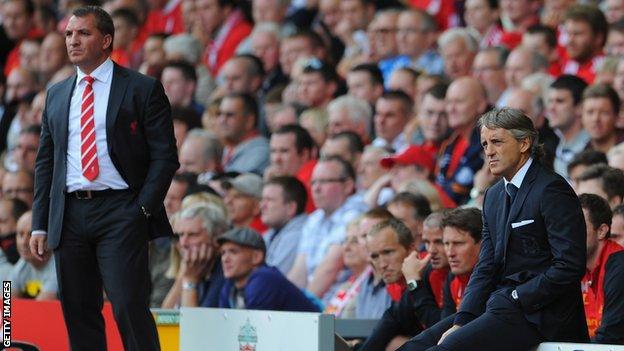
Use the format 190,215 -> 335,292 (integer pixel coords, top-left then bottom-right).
218,227 -> 319,312
400,107 -> 588,351
578,194 -> 624,344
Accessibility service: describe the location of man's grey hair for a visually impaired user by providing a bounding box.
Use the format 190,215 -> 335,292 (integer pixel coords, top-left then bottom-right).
251,21 -> 282,41
164,34 -> 202,64
478,107 -> 544,160
185,129 -> 223,163
509,46 -> 549,72
423,211 -> 445,230
400,8 -> 438,32
438,28 -> 479,53
327,95 -> 373,136
179,203 -> 229,238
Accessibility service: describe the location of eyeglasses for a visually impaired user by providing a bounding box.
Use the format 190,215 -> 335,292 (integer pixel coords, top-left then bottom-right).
368,28 -> 396,35
310,177 -> 347,186
303,58 -> 324,71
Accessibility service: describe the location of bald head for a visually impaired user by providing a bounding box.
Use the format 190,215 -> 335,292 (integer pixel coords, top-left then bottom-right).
445,77 -> 488,131
505,88 -> 541,125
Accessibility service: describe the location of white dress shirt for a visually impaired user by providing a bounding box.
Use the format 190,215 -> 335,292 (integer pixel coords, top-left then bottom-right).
66,58 -> 128,192
504,158 -> 533,190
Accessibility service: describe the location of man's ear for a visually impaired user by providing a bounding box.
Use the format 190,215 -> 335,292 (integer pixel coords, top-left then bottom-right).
102,34 -> 113,52
597,223 -> 610,241
252,250 -> 264,266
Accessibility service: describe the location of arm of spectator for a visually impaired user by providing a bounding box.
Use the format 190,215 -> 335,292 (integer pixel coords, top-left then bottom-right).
308,244 -> 344,298
287,254 -> 309,288
178,243 -> 212,307
386,336 -> 410,351
364,173 -> 392,208
36,291 -> 58,301
161,273 -> 183,309
593,251 -> 624,344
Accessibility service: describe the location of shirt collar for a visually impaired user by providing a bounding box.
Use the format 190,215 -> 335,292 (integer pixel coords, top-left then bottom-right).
504,157 -> 533,189
76,57 -> 113,85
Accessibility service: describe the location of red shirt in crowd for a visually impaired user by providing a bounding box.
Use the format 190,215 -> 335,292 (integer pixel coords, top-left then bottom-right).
4,27 -> 44,76
449,273 -> 470,308
143,0 -> 185,36
408,0 -> 459,31
561,53 -> 605,84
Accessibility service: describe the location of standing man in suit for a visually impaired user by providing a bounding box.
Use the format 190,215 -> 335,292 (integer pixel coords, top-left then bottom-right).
30,6 -> 178,351
401,107 -> 588,351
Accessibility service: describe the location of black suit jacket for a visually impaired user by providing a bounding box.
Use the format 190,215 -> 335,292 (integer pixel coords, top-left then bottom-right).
32,63 -> 179,249
455,160 -> 589,342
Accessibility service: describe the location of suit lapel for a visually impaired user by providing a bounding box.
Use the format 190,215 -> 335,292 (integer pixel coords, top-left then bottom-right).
105,64 -> 130,154
57,76 -> 77,157
503,161 -> 539,258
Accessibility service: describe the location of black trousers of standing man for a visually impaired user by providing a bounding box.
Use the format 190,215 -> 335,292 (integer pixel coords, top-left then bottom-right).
55,190 -> 159,351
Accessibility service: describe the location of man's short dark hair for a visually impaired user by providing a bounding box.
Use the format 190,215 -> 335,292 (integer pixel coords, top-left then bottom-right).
369,218 -> 414,249
73,6 -> 115,44
350,63 -> 384,87
387,192 -> 432,221
329,131 -> 364,155
478,107 -> 543,161
234,54 -> 265,79
264,176 -> 308,215
301,58 -> 338,83
550,75 -> 589,106
582,84 -> 621,115
441,207 -> 483,242
526,24 -> 558,49
164,60 -> 197,82
273,124 -> 315,154
319,155 -> 356,182
224,92 -> 258,121
577,164 -> 624,203
424,83 -> 449,100
478,46 -> 509,69
285,29 -> 325,50
171,106 -> 202,129
579,193 -> 612,237
7,0 -> 35,16
362,207 -> 395,221
563,5 -> 608,47
379,90 -> 413,117
567,150 -> 608,175
111,7 -> 140,27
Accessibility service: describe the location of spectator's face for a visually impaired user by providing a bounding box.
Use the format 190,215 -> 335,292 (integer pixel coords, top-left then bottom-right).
605,0 -> 624,24
179,137 -> 213,174
220,59 -> 253,94
65,14 -> 112,72
374,98 -> 408,143
19,41 -> 40,72
270,133 -> 310,176
583,209 -> 606,258
143,37 -> 166,67
419,94 -> 449,143
175,216 -> 214,258
2,173 -> 33,206
387,70 -> 416,100
196,0 -> 223,34
564,20 -> 599,62
396,12 -> 427,57
367,228 -> 409,284
2,0 -> 31,41
505,50 -> 532,89
251,31 -> 280,73
5,69 -> 34,104
27,92 -> 45,126
112,16 -> 136,50
164,180 -> 187,217
343,222 -> 369,270
161,67 -> 194,107
606,30 -> 624,57
441,39 -> 474,80
347,71 -> 379,105
390,164 -> 428,190
260,184 -> 293,228
328,106 -> 359,138
472,51 -> 505,100
221,242 -> 261,281
611,214 -> 624,246
16,212 -> 34,261
321,138 -> 356,166
217,97 -> 253,144
546,88 -> 578,131
446,80 -> 485,130
422,223 -> 448,269
500,0 -> 534,24
297,72 -> 331,107
0,201 -> 16,236
40,33 -> 68,76
615,62 -> 624,103
582,97 -> 617,142
522,33 -> 553,61
13,133 -> 39,173
319,0 -> 341,33
464,0 -> 497,33
577,178 -> 609,202
280,37 -> 313,76
480,127 -> 531,181
388,202 -> 423,245
368,13 -> 398,60
340,0 -> 370,32
252,0 -> 283,23
224,189 -> 259,226
311,161 -> 353,213
357,150 -> 385,189
443,226 -> 480,276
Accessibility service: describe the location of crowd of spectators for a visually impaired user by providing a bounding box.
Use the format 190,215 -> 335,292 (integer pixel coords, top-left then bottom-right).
1,0 -> 624,347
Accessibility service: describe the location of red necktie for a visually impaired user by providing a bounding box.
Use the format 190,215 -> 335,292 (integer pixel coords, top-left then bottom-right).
81,76 -> 99,181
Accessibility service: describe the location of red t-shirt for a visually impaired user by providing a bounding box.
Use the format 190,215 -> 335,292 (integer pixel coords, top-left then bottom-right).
449,273 -> 470,308
408,0 -> 458,31
143,0 -> 184,36
561,53 -> 605,84
582,240 -> 624,337
296,159 -> 317,213
428,267 -> 449,307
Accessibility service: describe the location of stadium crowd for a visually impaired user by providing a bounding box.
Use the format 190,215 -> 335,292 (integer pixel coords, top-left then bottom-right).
1,0 -> 624,348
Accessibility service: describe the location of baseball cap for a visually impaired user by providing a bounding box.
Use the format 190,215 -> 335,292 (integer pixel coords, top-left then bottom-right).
221,173 -> 263,199
217,227 -> 266,253
380,145 -> 436,174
